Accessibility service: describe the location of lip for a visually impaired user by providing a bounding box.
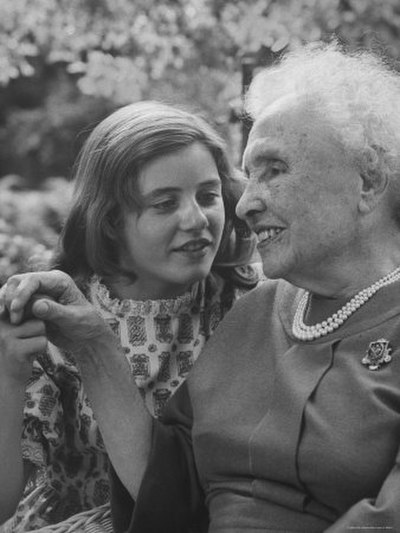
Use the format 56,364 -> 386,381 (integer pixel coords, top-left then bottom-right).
255,226 -> 285,248
174,238 -> 213,253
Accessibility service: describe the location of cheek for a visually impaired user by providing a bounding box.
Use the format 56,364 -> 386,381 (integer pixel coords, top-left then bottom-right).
218,213 -> 226,237
209,201 -> 225,230
124,221 -> 163,255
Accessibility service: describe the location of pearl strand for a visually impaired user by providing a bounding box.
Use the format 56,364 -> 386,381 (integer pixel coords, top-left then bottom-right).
292,266 -> 400,341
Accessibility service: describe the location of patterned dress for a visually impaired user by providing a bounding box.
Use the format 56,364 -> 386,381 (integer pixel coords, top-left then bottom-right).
3,268 -> 258,531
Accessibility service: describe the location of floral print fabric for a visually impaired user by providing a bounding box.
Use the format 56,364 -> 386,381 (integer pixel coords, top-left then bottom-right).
3,270 -> 249,531
91,274 -> 234,417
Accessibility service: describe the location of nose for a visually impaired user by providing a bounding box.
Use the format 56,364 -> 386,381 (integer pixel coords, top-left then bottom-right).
179,200 -> 208,231
236,180 -> 265,222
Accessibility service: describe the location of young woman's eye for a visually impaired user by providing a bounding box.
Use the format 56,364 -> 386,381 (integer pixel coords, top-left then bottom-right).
198,191 -> 221,206
152,199 -> 177,211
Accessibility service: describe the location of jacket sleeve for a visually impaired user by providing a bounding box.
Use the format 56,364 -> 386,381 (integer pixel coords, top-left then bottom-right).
325,446 -> 400,532
110,382 -> 208,533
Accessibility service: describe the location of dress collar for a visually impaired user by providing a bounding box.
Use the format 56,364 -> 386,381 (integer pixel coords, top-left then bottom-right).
89,275 -> 200,317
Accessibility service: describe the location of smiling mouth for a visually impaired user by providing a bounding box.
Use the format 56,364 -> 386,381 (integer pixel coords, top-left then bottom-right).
256,228 -> 283,245
176,239 -> 212,252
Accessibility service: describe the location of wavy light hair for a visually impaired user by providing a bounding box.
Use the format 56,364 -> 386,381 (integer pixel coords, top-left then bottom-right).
53,101 -> 248,283
245,41 -> 400,212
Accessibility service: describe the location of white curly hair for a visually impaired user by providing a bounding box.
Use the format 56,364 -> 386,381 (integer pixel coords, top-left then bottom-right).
245,41 -> 400,204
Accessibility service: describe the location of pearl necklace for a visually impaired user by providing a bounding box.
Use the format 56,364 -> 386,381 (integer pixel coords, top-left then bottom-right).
292,266 -> 400,341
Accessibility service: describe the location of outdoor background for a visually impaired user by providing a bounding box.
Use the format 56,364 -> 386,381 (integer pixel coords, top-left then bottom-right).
1,0 -> 400,285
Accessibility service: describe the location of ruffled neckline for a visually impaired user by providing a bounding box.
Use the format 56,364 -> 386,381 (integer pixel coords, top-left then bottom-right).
90,276 -> 199,317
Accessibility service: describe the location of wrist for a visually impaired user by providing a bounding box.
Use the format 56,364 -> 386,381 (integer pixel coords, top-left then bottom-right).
0,363 -> 34,389
0,375 -> 27,409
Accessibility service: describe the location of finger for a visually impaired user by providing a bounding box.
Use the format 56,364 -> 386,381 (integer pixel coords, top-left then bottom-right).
6,272 -> 67,325
16,271 -> 72,299
3,277 -> 21,310
22,294 -> 56,321
14,319 -> 46,339
31,298 -> 67,321
7,272 -> 77,323
16,335 -> 48,357
5,276 -> 40,325
0,285 -> 6,313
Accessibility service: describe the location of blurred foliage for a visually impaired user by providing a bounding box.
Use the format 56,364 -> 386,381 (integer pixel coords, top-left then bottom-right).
0,176 -> 72,285
1,0 -> 400,182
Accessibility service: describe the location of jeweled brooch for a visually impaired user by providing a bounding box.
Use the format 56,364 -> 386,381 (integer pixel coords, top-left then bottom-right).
362,338 -> 392,370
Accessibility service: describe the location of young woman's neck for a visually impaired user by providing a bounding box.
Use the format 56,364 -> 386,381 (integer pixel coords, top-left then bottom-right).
104,275 -> 193,301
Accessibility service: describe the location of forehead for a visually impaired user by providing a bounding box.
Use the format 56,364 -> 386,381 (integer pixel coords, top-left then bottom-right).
138,142 -> 220,194
243,99 -> 337,170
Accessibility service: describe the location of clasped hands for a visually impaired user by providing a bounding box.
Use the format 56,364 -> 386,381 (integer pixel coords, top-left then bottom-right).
0,270 -> 112,381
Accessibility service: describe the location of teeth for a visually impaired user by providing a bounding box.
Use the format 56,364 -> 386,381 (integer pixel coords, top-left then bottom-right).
181,241 -> 208,251
257,228 -> 282,243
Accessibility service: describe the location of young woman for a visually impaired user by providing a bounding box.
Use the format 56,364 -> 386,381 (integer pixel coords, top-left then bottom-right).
0,101 -> 259,530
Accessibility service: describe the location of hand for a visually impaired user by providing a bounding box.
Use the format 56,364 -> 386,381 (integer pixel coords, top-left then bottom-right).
1,271 -> 111,353
0,310 -> 47,383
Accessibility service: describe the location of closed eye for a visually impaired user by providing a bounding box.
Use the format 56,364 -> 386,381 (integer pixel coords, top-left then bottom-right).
262,159 -> 288,180
270,160 -> 287,175
151,198 -> 178,212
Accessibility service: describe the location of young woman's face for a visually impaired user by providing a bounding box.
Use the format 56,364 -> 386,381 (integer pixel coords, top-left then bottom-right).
118,142 -> 225,299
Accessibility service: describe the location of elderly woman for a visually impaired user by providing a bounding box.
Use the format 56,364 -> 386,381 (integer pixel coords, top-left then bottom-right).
3,42 -> 400,532
111,42 -> 400,532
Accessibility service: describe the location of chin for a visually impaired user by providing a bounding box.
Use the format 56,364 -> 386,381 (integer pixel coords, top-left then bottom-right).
259,260 -> 288,281
183,266 -> 212,285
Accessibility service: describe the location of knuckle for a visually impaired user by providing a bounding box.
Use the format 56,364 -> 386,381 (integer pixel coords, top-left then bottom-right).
52,269 -> 70,289
7,275 -> 22,286
53,269 -> 67,279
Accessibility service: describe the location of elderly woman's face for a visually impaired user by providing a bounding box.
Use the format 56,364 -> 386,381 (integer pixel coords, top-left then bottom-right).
236,99 -> 363,288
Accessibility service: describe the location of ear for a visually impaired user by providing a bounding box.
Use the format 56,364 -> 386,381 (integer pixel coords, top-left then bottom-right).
358,169 -> 388,214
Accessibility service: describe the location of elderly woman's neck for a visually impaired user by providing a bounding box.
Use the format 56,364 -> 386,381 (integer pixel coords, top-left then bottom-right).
298,254 -> 400,327
296,248 -> 400,301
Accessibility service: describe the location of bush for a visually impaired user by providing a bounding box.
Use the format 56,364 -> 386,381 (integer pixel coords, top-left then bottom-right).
0,176 -> 72,285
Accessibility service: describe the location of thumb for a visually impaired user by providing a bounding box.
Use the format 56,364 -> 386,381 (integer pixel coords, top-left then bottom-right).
32,298 -> 63,320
